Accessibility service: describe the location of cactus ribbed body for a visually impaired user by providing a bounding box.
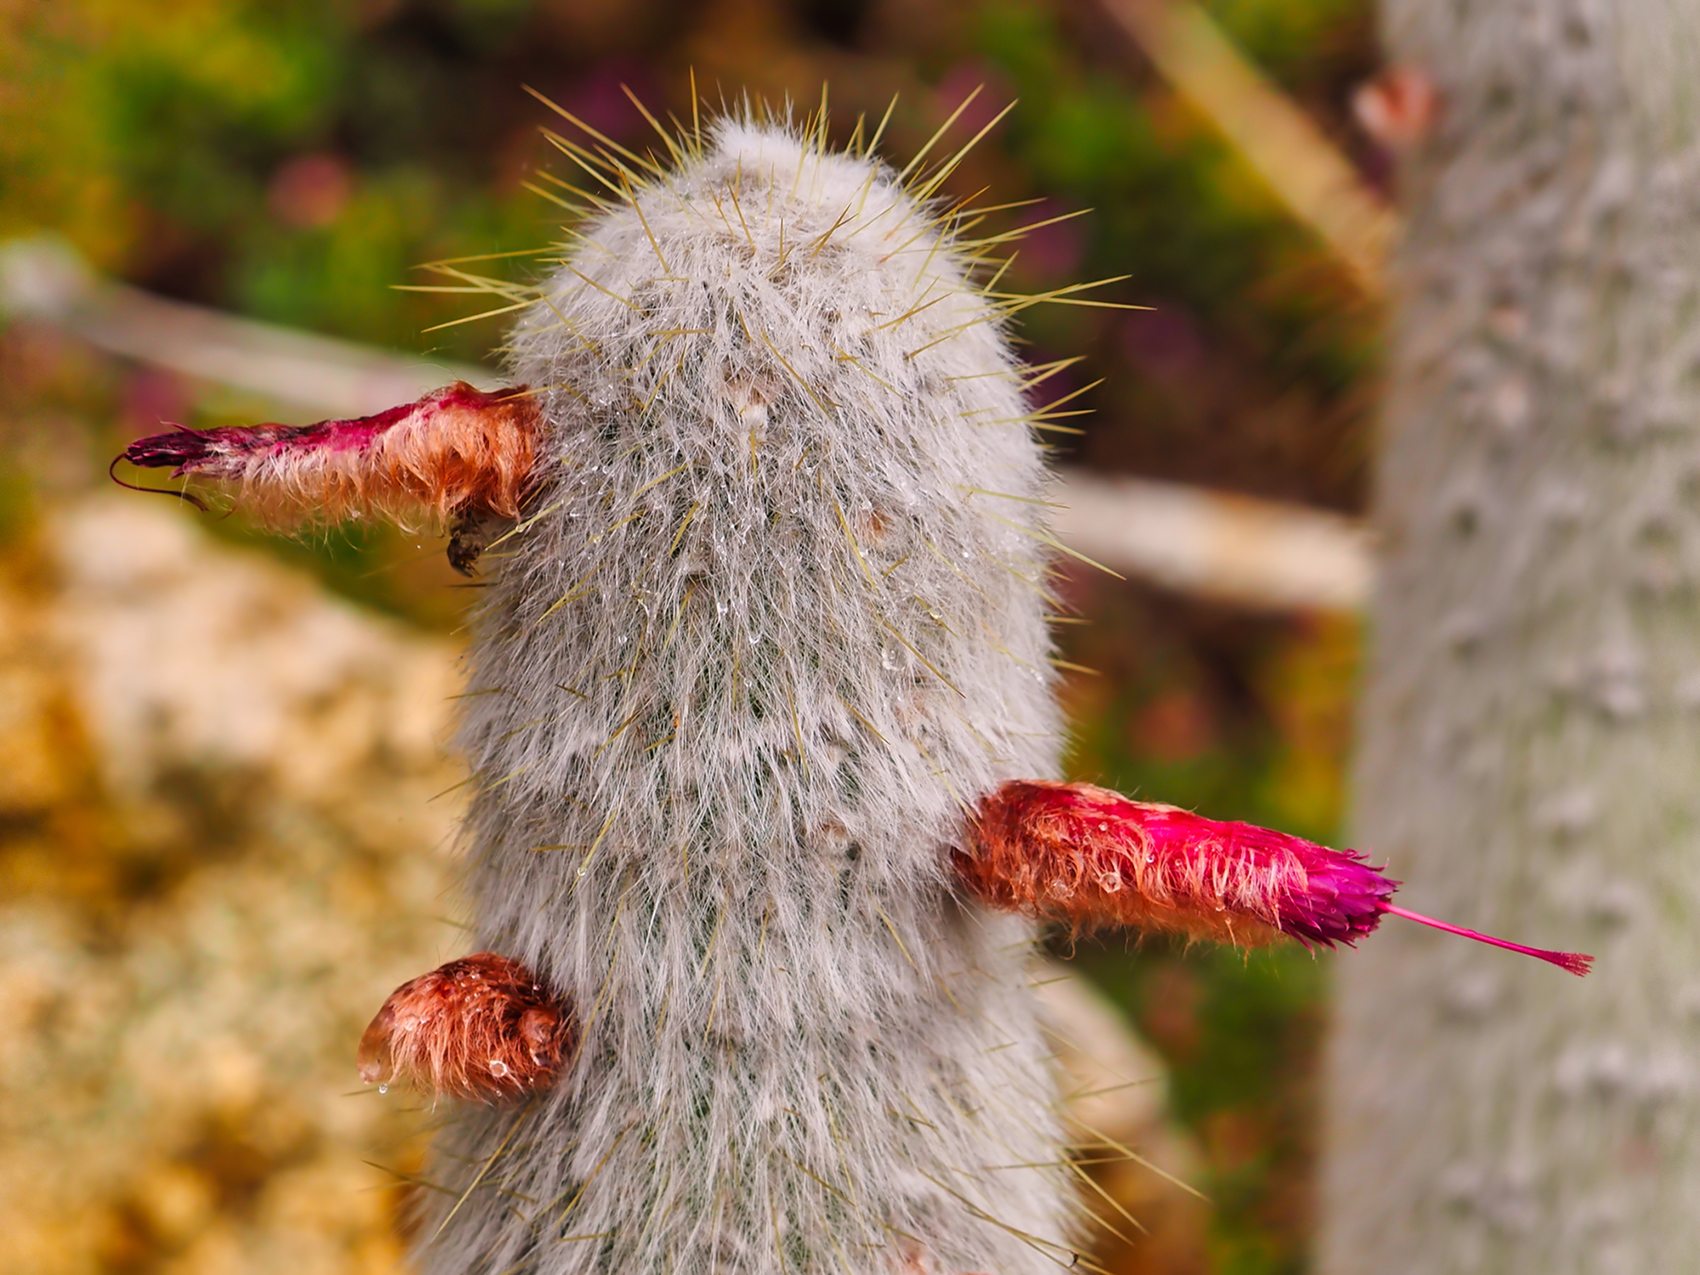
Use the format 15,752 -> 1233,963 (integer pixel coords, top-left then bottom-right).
439,121 -> 1072,1275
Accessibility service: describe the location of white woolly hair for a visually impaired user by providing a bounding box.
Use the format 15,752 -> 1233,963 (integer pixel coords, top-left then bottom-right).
435,110 -> 1074,1275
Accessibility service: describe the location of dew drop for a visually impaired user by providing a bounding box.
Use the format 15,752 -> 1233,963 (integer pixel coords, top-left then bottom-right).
378,1083 -> 389,1094
489,1059 -> 510,1078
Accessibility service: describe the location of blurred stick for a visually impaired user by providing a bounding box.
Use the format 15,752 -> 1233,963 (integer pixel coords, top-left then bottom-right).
0,235 -> 1373,613
1052,471 -> 1372,612
0,236 -> 495,414
1103,0 -> 1396,297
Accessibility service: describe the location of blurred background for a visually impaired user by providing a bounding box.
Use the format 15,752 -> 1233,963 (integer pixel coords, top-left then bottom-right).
0,1 -> 1399,1272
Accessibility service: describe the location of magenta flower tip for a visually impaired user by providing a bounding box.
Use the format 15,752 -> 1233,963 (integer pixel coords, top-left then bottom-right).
1269,843 -> 1397,949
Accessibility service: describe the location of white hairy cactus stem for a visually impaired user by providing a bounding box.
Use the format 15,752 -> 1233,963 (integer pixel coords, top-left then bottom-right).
431,109 -> 1077,1275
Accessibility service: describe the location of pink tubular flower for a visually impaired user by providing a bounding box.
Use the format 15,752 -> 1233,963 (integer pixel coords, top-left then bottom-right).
959,780 -> 1591,975
115,381 -> 541,525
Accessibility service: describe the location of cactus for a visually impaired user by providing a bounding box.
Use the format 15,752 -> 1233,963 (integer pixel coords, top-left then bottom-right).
118,97 -> 1589,1275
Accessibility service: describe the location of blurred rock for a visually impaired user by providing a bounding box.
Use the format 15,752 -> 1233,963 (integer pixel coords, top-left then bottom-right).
0,496 -> 466,1275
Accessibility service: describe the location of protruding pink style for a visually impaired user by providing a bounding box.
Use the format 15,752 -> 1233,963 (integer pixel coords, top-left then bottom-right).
958,780 -> 1591,975
358,952 -> 572,1101
1380,903 -> 1592,976
117,381 -> 541,524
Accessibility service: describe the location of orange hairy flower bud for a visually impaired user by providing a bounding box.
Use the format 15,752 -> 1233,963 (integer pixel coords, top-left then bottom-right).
116,381 -> 541,524
960,780 -> 1591,975
357,952 -> 572,1101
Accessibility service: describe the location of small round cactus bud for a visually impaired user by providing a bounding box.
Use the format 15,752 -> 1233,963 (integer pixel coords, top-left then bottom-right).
357,952 -> 571,1101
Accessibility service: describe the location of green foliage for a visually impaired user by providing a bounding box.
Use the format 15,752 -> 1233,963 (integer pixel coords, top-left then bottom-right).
1205,0 -> 1371,91
0,0 -> 545,365
93,12 -> 343,218
978,0 -> 1373,412
1073,934 -> 1329,1275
